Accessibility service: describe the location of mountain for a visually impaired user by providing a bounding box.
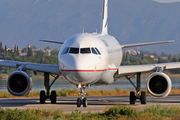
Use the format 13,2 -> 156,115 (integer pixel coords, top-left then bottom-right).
0,0 -> 180,54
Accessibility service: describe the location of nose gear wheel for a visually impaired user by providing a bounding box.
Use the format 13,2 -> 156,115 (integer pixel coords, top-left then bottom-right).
77,84 -> 88,107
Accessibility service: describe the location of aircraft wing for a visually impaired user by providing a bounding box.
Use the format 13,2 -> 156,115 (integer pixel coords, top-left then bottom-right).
121,40 -> 174,48
39,40 -> 63,44
0,60 -> 60,75
115,62 -> 180,77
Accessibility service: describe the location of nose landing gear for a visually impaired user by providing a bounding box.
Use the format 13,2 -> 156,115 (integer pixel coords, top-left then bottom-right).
77,84 -> 87,107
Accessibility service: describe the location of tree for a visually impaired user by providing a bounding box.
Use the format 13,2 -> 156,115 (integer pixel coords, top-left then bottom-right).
16,45 -> 19,56
27,48 -> 33,57
168,54 -> 173,62
14,45 -> 17,53
31,45 -> 37,49
172,56 -> 178,62
0,42 -> 3,52
51,49 -> 59,56
35,49 -> 44,58
44,46 -> 51,56
161,52 -> 168,57
153,52 -> 158,58
140,51 -> 144,59
21,47 -> 28,53
5,45 -> 7,52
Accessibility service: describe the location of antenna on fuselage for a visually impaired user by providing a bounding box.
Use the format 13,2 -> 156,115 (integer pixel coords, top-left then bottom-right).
101,0 -> 108,35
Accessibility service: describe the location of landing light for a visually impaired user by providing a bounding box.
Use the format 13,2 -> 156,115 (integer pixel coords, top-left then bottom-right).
77,84 -> 82,89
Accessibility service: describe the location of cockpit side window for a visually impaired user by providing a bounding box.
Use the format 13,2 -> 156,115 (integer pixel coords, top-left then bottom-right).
95,48 -> 101,55
61,47 -> 69,54
91,48 -> 97,55
69,47 -> 79,54
80,48 -> 91,54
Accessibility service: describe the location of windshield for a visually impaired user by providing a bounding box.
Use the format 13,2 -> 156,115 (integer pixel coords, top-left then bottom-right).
91,48 -> 97,55
69,47 -> 79,54
95,48 -> 101,55
80,48 -> 91,54
61,47 -> 69,54
66,47 -> 101,55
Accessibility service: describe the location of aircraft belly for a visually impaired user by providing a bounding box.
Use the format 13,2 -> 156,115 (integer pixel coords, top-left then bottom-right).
62,71 -> 102,85
92,68 -> 117,85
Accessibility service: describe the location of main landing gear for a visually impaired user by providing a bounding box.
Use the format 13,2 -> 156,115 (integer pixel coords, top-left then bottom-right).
125,72 -> 146,105
40,72 -> 59,104
77,84 -> 87,107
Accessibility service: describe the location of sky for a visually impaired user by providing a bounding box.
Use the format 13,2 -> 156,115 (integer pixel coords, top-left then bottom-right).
1,0 -> 180,53
153,0 -> 180,3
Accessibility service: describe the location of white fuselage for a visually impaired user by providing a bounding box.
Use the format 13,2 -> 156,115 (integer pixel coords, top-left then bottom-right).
58,33 -> 122,86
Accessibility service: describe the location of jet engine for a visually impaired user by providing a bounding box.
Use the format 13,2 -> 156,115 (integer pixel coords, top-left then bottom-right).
146,72 -> 172,98
7,71 -> 33,96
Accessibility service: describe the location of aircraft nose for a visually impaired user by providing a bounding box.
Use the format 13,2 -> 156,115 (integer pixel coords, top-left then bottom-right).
60,55 -> 103,84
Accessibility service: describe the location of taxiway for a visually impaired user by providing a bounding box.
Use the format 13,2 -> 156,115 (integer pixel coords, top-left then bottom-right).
0,95 -> 180,113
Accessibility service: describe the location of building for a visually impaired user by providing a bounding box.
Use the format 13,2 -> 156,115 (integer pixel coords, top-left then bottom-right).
125,49 -> 140,55
144,55 -> 155,58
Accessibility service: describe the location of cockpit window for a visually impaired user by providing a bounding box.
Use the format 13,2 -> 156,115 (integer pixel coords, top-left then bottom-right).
61,47 -> 69,54
69,47 -> 79,54
95,48 -> 101,55
80,48 -> 91,54
91,48 -> 97,55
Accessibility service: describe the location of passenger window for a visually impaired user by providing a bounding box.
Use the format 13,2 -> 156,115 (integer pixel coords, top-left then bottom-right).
61,47 -> 69,54
91,48 -> 97,55
69,48 -> 79,54
95,48 -> 101,55
80,48 -> 91,54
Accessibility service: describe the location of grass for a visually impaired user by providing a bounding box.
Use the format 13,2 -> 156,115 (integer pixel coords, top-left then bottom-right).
0,74 -> 8,80
1,88 -> 180,98
0,88 -> 132,98
0,105 -> 180,120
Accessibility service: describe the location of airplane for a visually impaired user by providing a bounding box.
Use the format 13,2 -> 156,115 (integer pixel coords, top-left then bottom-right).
0,0 -> 178,107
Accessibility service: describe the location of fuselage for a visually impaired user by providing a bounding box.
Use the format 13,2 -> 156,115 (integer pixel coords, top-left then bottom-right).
58,33 -> 122,86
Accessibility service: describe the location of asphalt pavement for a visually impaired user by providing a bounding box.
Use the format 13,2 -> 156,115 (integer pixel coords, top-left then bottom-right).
0,95 -> 180,113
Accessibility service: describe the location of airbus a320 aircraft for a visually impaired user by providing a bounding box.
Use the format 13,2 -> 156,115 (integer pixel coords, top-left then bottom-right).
0,0 -> 179,107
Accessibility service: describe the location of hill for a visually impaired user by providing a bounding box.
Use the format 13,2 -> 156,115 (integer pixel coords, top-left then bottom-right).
0,0 -> 180,53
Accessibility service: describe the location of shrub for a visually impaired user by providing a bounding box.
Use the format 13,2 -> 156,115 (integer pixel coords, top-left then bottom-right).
105,105 -> 138,118
70,110 -> 82,120
53,111 -> 64,119
144,105 -> 180,119
0,108 -> 40,120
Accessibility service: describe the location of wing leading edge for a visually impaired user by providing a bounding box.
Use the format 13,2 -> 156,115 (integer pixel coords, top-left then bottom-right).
115,62 -> 180,77
39,40 -> 64,44
121,40 -> 174,48
0,60 -> 60,75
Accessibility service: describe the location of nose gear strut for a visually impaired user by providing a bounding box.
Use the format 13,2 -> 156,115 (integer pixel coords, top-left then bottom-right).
77,84 -> 87,107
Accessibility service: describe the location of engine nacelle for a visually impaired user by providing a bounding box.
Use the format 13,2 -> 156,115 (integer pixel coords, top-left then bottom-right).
146,72 -> 172,98
7,71 -> 33,96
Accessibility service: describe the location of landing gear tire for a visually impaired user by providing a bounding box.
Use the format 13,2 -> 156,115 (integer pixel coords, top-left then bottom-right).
50,91 -> 56,104
77,98 -> 81,107
83,98 -> 87,107
40,90 -> 46,104
140,92 -> 146,104
130,91 -> 136,104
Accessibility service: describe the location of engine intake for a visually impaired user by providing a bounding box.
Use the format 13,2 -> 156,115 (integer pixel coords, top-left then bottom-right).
7,71 -> 33,96
146,72 -> 172,98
